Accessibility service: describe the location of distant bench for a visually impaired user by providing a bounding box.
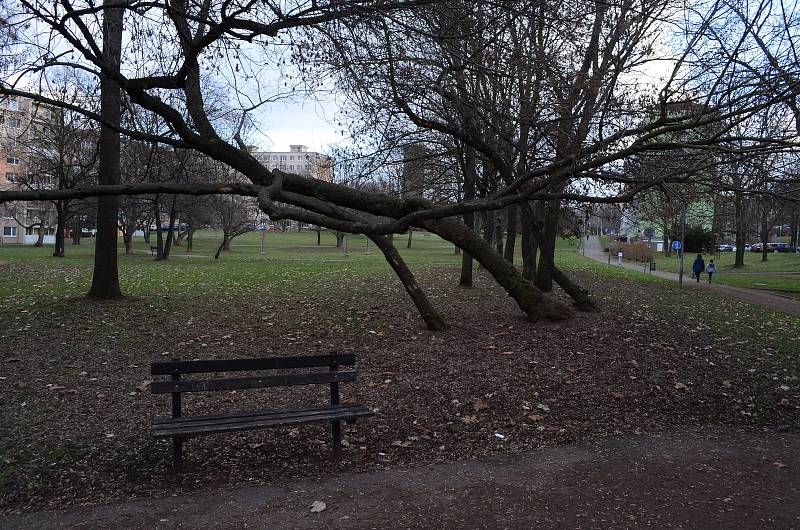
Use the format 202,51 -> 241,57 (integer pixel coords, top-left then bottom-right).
150,353 -> 373,466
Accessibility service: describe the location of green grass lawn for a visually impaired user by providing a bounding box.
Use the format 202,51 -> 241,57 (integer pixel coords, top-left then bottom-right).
651,251 -> 800,274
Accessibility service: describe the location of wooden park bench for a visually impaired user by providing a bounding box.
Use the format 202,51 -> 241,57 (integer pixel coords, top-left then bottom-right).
150,245 -> 158,256
150,353 -> 373,466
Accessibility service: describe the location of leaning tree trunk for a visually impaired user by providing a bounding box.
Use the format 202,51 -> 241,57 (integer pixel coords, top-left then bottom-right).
87,0 -> 123,300
369,235 -> 447,331
214,237 -> 228,259
53,201 -> 66,257
422,218 -> 571,322
551,266 -> 595,311
162,196 -> 178,259
407,229 -> 413,249
186,227 -> 195,252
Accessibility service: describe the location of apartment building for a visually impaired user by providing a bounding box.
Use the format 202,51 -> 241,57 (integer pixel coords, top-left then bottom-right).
0,95 -> 55,244
252,145 -> 333,182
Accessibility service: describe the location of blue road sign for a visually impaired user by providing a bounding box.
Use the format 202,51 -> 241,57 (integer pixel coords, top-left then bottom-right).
672,240 -> 682,250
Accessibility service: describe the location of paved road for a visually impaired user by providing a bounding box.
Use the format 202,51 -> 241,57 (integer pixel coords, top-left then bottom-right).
583,236 -> 800,316
3,427 -> 799,529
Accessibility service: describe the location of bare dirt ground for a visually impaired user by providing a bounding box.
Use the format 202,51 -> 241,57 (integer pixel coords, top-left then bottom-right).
1,264 -> 798,518
3,427 -> 798,529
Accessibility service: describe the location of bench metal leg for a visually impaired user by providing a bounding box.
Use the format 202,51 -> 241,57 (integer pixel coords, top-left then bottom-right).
331,421 -> 342,452
172,437 -> 183,467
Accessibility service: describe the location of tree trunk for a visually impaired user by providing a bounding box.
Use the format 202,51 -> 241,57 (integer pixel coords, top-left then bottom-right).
123,229 -> 133,255
316,226 -> 321,245
503,204 -> 517,263
459,144 -> 477,287
53,202 -> 65,257
407,229 -> 413,249
214,239 -> 226,259
186,227 -> 194,252
519,202 -> 538,281
34,224 -> 44,247
335,231 -> 345,248
162,195 -> 177,259
534,199 -> 560,292
154,199 -> 164,260
761,215 -> 769,262
87,0 -> 123,300
790,210 -> 798,251
370,235 -> 447,331
734,190 -> 745,268
552,266 -> 595,311
494,216 -> 504,255
72,216 -> 82,245
422,218 -> 571,322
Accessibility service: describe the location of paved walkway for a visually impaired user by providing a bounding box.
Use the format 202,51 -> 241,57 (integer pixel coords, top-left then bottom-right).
583,236 -> 800,316
2,428 -> 798,529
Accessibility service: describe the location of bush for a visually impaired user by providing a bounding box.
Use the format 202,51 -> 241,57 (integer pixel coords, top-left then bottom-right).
609,241 -> 655,262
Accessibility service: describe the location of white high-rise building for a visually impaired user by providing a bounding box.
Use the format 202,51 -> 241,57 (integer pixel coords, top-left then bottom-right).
252,145 -> 333,182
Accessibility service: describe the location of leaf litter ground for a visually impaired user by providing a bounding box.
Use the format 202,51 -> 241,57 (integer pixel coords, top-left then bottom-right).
1,263 -> 798,513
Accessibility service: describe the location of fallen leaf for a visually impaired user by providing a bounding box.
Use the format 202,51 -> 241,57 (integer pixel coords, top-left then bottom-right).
528,414 -> 544,422
674,382 -> 688,390
310,500 -> 326,513
536,403 -> 551,412
472,398 -> 489,411
722,380 -> 732,388
774,461 -> 787,469
462,415 -> 478,424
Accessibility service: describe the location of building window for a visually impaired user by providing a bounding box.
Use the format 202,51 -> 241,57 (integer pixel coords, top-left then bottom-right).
3,226 -> 16,237
280,155 -> 287,161
6,157 -> 20,165
8,118 -> 21,128
290,155 -> 294,160
2,208 -> 13,219
272,156 -> 277,161
5,172 -> 19,182
8,98 -> 19,111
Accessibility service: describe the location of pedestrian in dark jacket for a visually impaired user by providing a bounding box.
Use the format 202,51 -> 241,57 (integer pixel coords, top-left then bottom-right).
692,254 -> 705,282
706,260 -> 717,283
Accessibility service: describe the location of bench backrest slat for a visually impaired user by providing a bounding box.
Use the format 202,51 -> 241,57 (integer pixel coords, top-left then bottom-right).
150,370 -> 356,394
151,353 -> 355,376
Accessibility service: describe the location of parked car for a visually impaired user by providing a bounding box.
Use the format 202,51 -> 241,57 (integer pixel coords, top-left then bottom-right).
716,244 -> 734,252
750,243 -> 763,252
767,242 -> 791,253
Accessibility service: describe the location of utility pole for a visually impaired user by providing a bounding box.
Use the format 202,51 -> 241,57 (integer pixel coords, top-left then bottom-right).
678,205 -> 686,288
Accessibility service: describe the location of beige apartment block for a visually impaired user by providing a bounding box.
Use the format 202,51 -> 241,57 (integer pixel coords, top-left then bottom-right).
252,145 -> 333,182
0,95 -> 54,245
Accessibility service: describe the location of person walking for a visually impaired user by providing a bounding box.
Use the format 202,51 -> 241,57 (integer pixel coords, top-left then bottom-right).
706,259 -> 717,283
692,254 -> 705,282
617,249 -> 624,266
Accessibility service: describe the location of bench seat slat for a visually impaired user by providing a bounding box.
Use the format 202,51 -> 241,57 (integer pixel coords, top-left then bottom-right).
152,403 -> 361,425
150,370 -> 356,394
152,405 -> 373,438
151,354 -> 355,376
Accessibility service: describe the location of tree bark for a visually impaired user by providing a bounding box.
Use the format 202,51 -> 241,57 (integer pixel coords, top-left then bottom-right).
406,229 -> 413,249
162,195 -> 177,259
71,216 -> 82,245
734,189 -> 745,268
34,224 -> 44,247
53,201 -> 65,257
459,144 -> 477,287
370,235 -> 447,331
87,0 -> 123,300
153,198 -> 164,260
534,199 -> 560,292
422,218 -> 571,322
186,227 -> 194,252
503,204 -> 517,263
520,203 -> 538,281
